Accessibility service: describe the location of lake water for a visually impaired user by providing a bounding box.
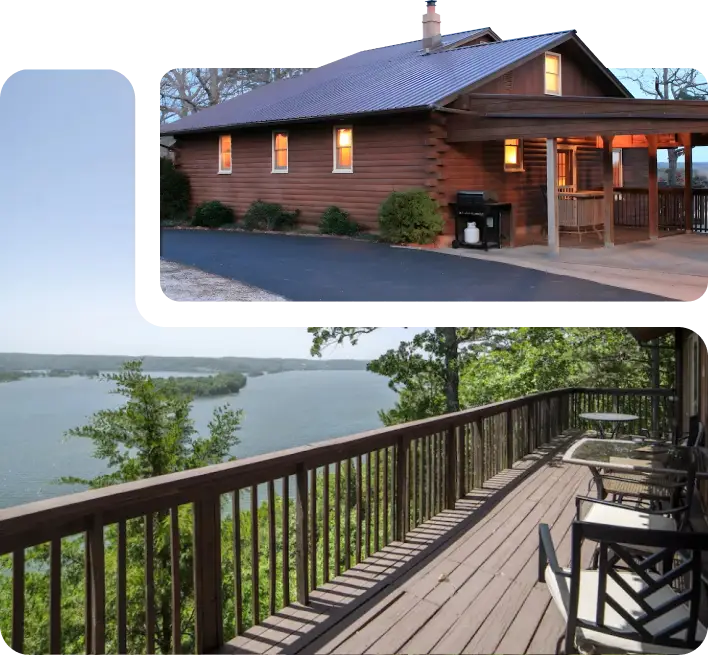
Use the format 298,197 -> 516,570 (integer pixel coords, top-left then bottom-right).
0,370 -> 397,509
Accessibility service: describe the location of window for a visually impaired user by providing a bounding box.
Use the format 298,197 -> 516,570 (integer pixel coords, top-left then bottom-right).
612,148 -> 623,187
218,135 -> 232,174
504,139 -> 523,171
544,52 -> 561,96
272,131 -> 288,172
556,147 -> 575,190
333,127 -> 353,172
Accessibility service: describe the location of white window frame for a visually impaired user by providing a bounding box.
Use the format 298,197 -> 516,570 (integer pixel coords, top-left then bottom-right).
688,333 -> 700,416
333,125 -> 354,173
544,52 -> 562,96
612,148 -> 623,187
503,138 -> 524,172
272,130 -> 289,173
218,134 -> 232,174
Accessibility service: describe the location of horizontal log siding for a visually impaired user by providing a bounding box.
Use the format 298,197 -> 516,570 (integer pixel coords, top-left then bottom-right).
441,135 -> 602,236
174,115 -> 430,231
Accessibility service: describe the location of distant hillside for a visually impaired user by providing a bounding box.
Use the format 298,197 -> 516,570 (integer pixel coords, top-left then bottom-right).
0,353 -> 368,375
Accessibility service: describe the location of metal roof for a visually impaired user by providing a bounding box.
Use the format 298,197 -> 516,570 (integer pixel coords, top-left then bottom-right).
161,30 -> 575,136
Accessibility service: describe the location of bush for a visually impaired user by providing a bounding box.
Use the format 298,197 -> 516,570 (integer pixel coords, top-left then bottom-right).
242,200 -> 300,231
319,206 -> 360,236
160,158 -> 191,223
378,189 -> 444,244
191,200 -> 236,228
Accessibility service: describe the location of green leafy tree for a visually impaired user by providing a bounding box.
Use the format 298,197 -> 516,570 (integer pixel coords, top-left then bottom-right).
1,361 -> 242,654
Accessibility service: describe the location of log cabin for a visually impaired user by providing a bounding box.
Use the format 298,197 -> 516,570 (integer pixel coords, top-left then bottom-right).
161,1 -> 708,250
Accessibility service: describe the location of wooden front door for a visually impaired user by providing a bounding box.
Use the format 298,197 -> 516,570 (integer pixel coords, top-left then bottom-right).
557,146 -> 577,192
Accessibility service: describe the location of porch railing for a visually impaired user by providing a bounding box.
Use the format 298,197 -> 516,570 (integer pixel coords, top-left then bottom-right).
0,387 -> 672,655
613,187 -> 708,233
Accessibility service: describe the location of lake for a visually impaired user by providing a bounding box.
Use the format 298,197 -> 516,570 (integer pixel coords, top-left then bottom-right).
0,370 -> 397,509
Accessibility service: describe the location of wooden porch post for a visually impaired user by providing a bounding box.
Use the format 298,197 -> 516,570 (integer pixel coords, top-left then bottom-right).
601,135 -> 615,247
647,134 -> 659,240
546,138 -> 559,254
681,133 -> 693,232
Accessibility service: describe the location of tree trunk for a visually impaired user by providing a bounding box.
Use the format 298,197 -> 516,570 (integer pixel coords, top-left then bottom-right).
650,339 -> 661,436
667,148 -> 679,187
438,328 -> 460,414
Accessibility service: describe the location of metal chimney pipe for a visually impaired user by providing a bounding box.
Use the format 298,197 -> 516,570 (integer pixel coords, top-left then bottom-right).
423,0 -> 441,50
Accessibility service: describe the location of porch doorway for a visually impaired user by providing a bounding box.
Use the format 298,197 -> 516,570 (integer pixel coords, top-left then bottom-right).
556,146 -> 576,192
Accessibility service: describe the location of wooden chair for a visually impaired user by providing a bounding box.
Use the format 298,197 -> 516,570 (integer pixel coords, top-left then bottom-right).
538,519 -> 707,654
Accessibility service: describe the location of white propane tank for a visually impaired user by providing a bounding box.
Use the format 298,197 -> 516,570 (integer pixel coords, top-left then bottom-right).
464,222 -> 480,244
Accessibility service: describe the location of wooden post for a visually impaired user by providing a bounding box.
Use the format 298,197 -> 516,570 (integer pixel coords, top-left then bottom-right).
546,138 -> 559,254
396,437 -> 409,541
88,519 -> 106,655
193,495 -> 224,653
295,463 -> 309,605
506,409 -> 514,469
647,134 -> 659,240
445,426 -> 456,509
675,328 -> 685,443
681,133 -> 693,232
601,135 -> 615,247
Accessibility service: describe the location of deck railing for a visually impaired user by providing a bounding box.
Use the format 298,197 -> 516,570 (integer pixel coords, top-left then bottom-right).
613,187 -> 708,233
0,387 -> 673,655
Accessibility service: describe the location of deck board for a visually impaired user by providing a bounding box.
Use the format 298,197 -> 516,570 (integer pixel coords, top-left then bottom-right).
219,434 -> 591,655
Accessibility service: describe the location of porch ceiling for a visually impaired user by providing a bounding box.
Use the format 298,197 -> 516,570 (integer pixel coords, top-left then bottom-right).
626,327 -> 675,342
441,94 -> 708,142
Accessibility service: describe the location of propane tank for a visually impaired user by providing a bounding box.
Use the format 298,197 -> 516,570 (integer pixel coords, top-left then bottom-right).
464,222 -> 480,244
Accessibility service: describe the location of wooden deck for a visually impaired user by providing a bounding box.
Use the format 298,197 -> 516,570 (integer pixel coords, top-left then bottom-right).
220,436 -> 592,654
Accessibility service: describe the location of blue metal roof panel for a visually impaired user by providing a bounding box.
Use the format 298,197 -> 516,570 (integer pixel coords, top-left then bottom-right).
161,30 -> 574,135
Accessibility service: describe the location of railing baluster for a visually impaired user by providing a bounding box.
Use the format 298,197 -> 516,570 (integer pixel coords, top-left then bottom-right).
383,449 -> 389,545
145,513 -> 155,655
506,410 -> 514,469
268,480 -> 276,615
84,532 -> 92,655
334,463 -> 341,576
366,453 -> 372,557
345,458 -> 352,569
411,440 -> 418,527
374,450 -> 380,551
117,520 -> 127,654
356,455 -> 363,562
310,468 -> 317,589
12,549 -> 24,654
251,484 -> 259,624
281,477 -> 289,606
88,520 -> 105,655
295,463 -> 309,605
233,491 -> 243,635
50,537 -> 61,654
170,507 -> 182,653
427,434 -> 433,518
323,465 -> 330,583
396,436 -> 409,541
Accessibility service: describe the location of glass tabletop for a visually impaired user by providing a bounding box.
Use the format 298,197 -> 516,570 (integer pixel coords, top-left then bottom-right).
564,437 -> 693,473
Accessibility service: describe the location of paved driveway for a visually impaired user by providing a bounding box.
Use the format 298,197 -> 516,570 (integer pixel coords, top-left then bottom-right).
160,230 -> 669,301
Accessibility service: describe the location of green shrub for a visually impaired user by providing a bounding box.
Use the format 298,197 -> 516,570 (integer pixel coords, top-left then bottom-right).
242,200 -> 300,231
319,206 -> 360,236
378,189 -> 444,244
160,158 -> 191,223
191,200 -> 236,228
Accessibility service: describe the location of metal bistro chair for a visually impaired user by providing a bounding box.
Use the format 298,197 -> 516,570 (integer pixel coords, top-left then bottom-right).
539,519 -> 707,654
589,445 -> 697,511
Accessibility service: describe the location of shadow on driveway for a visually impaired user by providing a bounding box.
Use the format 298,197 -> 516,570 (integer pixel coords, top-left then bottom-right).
160,230 -> 669,302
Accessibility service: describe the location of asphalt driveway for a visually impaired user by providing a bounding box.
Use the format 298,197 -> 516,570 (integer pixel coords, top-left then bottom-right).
160,229 -> 669,301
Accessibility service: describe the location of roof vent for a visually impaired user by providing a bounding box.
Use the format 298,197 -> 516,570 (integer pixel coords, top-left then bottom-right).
502,72 -> 514,92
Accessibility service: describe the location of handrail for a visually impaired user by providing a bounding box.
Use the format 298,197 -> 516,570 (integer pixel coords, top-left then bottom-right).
0,386 -> 573,550
0,386 -> 674,655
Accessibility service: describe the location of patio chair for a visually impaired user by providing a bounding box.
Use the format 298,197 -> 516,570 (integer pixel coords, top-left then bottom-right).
680,418 -> 705,448
538,519 -> 707,654
575,473 -> 695,553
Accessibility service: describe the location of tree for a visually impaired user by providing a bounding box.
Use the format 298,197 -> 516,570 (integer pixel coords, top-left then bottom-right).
0,361 -> 243,655
160,68 -> 311,123
618,68 -> 707,186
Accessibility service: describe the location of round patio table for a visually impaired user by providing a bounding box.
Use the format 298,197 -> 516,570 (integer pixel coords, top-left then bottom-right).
579,412 -> 639,439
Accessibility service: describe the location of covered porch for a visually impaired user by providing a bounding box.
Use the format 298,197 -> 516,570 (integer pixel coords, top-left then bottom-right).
439,94 -> 708,253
